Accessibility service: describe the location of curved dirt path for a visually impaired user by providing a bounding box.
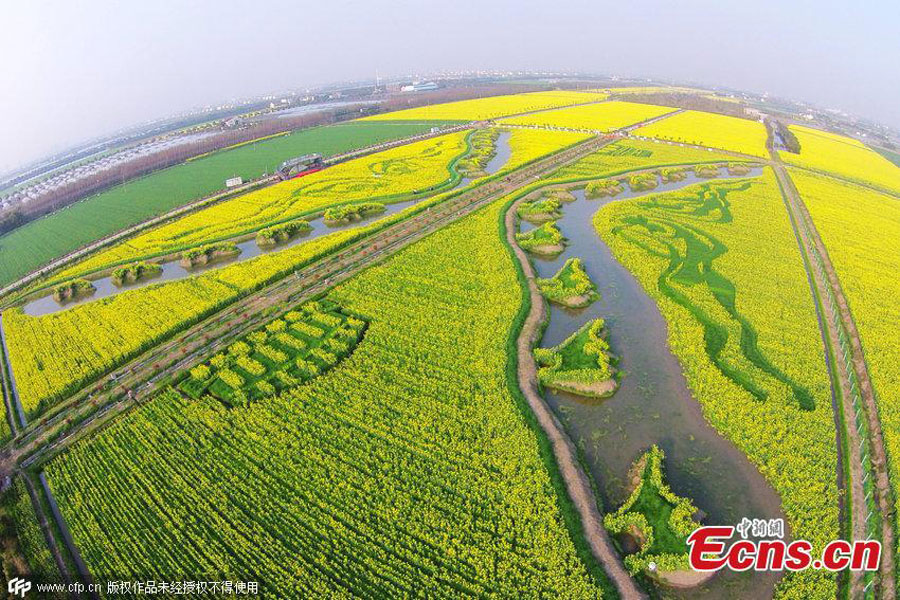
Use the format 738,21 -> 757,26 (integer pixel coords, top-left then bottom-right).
504,196 -> 646,600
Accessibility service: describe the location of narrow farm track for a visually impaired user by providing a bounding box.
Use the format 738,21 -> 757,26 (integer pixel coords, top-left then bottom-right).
6,134 -> 617,473
21,475 -> 74,591
505,196 -> 646,600
775,164 -> 868,598
776,163 -> 896,599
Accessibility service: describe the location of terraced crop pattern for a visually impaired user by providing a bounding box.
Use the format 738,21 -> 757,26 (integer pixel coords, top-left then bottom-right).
780,125 -> 900,196
178,300 -> 367,407
594,171 -> 838,598
790,168 -> 900,535
4,228 -> 362,418
43,200 -> 608,597
501,101 -> 676,132
52,131 -> 470,281
632,110 -> 769,158
0,120 -> 441,290
362,90 -> 606,122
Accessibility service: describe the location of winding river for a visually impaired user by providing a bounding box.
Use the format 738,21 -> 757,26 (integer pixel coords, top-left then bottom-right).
22,131 -> 513,317
520,168 -> 786,598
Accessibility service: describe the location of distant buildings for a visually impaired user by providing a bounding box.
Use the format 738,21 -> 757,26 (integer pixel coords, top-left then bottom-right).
400,81 -> 439,93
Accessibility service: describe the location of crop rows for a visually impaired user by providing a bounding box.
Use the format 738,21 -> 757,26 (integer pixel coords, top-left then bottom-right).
780,125 -> 900,196
51,131 -> 469,281
593,171 -> 838,598
548,138 -> 741,181
0,121 -> 440,290
632,110 -> 770,158
362,90 -> 606,122
45,200 -> 605,597
3,230 -> 361,418
791,169 -> 900,556
500,101 -> 676,132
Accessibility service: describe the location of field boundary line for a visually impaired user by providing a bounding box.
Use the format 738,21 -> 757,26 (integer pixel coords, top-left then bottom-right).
8,136 -> 611,471
776,162 -> 895,599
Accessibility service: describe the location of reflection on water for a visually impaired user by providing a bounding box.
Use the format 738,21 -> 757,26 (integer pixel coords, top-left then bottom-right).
522,168 -> 785,599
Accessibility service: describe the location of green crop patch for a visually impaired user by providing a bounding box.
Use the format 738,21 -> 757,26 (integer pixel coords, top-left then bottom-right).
515,220 -> 567,256
176,300 -> 367,407
603,177 -> 815,410
604,445 -> 701,575
535,257 -> 600,308
516,197 -> 562,223
534,318 -> 618,398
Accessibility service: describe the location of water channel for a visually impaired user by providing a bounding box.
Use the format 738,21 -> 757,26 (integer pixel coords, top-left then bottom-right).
22,131 -> 513,317
519,168 -> 786,598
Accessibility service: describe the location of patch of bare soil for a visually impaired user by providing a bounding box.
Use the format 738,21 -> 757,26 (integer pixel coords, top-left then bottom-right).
527,243 -> 565,256
548,377 -> 618,398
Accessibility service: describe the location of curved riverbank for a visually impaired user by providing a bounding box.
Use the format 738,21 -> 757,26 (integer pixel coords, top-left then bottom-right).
503,195 -> 647,600
508,166 -> 788,599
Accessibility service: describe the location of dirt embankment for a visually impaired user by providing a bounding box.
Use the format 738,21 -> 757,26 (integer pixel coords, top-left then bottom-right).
505,196 -> 646,600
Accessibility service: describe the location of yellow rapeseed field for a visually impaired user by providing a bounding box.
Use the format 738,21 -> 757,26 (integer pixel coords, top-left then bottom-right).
362,90 -> 605,122
781,125 -> 900,195
500,101 -> 676,132
633,110 -> 769,158
791,167 -> 900,534
54,131 -> 469,279
501,128 -> 591,172
4,229 -> 362,417
549,138 -> 742,181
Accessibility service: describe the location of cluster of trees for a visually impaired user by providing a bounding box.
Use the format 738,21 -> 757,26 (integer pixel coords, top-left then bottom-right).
774,120 -> 802,154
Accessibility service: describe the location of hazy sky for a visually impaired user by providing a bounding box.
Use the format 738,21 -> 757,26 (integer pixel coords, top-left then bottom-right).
2,0 -> 899,172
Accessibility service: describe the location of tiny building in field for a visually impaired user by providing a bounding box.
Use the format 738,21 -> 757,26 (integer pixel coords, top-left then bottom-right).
278,154 -> 324,180
225,176 -> 243,188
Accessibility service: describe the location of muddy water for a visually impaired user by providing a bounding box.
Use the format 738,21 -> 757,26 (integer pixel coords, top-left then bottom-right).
484,130 -> 512,173
22,131 -> 517,317
521,169 -> 786,598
